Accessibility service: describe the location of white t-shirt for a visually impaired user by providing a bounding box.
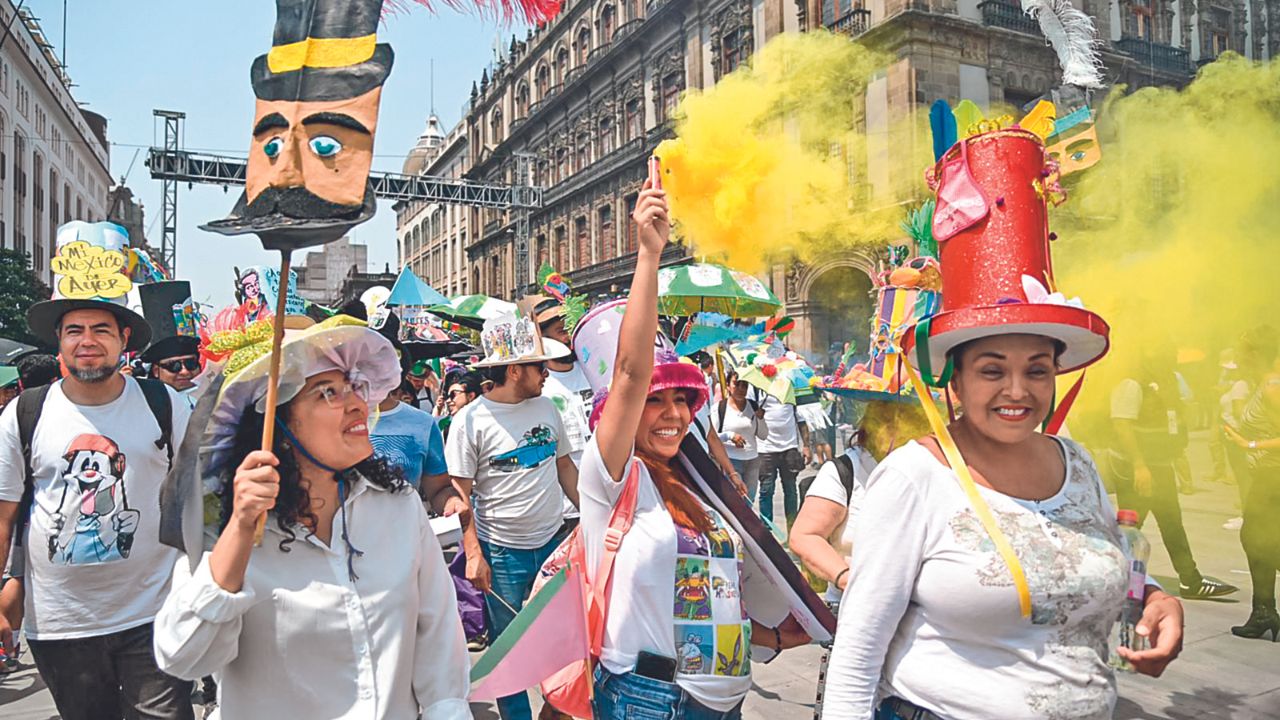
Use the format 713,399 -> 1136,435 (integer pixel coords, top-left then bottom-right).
803,447 -> 878,602
1220,379 -> 1250,426
712,399 -> 766,461
444,395 -> 569,549
544,368 -> 592,467
579,437 -> 753,711
0,378 -> 192,640
757,394 -> 799,454
822,438 -> 1129,720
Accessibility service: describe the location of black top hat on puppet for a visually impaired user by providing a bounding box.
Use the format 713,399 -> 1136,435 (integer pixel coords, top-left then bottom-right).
200,0 -> 392,250
27,221 -> 152,353
140,281 -> 202,363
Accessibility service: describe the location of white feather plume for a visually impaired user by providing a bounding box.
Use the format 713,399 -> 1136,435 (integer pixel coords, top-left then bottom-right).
1021,0 -> 1104,88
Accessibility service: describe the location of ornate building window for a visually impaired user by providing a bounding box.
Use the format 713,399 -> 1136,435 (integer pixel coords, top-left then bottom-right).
32,151 -> 42,271
536,234 -> 549,268
556,147 -> 570,183
555,225 -> 569,269
13,130 -> 25,254
1207,6 -> 1232,56
597,204 -> 614,260
623,192 -> 639,252
599,3 -> 616,43
575,26 -> 591,66
1121,0 -> 1171,43
658,71 -> 682,123
536,64 -> 551,99
599,116 -> 616,156
624,98 -> 643,141
576,132 -> 591,172
575,215 -> 590,268
515,83 -> 530,118
489,109 -> 503,145
555,47 -> 569,85
711,2 -> 754,80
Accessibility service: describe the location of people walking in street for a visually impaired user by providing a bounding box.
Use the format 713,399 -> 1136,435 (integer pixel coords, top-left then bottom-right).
438,371 -> 484,441
0,255 -> 195,720
1111,344 -> 1238,599
1222,330 -> 1280,641
756,392 -> 808,529
446,314 -> 579,720
140,281 -> 204,407
823,129 -> 1185,720
370,386 -> 464,517
575,177 -> 808,720
153,316 -> 471,719
712,369 -> 768,502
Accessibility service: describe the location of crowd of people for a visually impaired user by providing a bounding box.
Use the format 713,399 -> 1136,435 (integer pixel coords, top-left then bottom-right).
0,183 -> 1275,720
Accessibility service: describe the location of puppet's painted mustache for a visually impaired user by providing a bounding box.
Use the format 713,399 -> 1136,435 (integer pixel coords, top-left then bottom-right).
244,185 -> 363,221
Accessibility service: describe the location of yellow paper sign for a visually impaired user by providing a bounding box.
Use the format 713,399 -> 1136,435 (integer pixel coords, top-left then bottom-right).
51,240 -> 133,299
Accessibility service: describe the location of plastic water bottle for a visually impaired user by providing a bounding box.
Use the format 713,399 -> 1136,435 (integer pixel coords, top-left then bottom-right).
1110,509 -> 1150,672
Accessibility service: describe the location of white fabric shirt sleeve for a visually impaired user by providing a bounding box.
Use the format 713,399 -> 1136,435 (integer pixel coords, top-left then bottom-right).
822,465 -> 929,720
550,399 -> 571,459
153,554 -> 258,680
0,401 -> 25,503
443,406 -> 478,479
411,502 -> 472,720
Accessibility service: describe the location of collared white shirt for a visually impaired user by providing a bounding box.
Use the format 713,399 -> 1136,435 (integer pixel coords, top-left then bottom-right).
154,475 -> 471,720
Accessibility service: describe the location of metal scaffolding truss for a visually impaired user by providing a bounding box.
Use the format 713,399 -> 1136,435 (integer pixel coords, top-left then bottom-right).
146,148 -> 542,209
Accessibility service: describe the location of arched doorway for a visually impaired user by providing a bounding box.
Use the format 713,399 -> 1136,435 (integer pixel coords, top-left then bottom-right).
805,265 -> 875,374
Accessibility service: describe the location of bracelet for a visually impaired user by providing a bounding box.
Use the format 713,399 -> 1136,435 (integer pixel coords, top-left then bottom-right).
772,626 -> 782,653
833,567 -> 850,588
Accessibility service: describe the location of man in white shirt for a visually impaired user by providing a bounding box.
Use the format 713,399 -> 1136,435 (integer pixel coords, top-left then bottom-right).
756,392 -> 809,529
0,302 -> 193,720
445,315 -> 579,720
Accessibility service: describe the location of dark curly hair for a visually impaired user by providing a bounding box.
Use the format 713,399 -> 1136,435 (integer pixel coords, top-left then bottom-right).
217,402 -> 408,553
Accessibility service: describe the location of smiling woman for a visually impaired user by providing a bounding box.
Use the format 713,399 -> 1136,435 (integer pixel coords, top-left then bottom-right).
152,315 -> 472,719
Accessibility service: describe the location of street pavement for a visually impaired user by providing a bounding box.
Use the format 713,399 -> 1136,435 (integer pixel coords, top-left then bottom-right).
1,432 -> 1277,719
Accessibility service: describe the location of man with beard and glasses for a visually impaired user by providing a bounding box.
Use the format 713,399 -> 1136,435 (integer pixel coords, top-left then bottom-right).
0,222 -> 193,720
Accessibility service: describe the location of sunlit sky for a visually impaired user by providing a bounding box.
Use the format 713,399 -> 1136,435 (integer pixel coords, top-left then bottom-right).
44,0 -> 524,306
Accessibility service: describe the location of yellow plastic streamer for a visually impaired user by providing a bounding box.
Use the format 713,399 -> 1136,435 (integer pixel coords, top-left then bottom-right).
267,35 -> 377,74
903,362 -> 1033,619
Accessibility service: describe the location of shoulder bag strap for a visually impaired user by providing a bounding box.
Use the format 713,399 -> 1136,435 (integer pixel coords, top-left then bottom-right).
587,460 -> 642,655
137,379 -> 175,470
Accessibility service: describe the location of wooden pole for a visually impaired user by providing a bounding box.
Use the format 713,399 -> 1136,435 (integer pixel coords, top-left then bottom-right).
252,251 -> 293,545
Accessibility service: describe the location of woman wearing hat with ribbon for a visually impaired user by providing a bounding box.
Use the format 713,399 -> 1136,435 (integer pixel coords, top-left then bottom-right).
153,316 -> 470,720
574,177 -> 808,720
822,129 -> 1185,720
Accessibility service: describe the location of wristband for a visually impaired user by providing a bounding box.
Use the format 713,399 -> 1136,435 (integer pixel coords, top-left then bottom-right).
772,626 -> 782,653
834,567 -> 850,588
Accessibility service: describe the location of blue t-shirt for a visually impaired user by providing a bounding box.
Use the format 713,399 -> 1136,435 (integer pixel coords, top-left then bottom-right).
369,403 -> 448,489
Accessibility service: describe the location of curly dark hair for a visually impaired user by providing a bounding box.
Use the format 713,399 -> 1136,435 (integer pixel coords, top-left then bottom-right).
217,403 -> 408,553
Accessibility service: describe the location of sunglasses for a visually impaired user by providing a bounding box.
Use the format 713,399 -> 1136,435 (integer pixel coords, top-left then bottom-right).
156,358 -> 201,374
447,389 -> 470,399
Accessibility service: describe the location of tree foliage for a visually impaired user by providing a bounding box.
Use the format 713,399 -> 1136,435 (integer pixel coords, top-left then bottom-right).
0,248 -> 51,347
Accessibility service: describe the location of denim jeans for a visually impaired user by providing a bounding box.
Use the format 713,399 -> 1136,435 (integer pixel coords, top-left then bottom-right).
758,450 -> 800,527
479,531 -> 568,720
729,456 -> 761,504
27,621 -> 194,720
592,665 -> 744,720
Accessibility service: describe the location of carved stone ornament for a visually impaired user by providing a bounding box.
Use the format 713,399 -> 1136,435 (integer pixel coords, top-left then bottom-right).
710,0 -> 754,81
785,261 -> 808,302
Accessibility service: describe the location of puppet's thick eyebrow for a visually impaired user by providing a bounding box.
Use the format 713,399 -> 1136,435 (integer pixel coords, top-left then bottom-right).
302,112 -> 370,135
253,112 -> 290,136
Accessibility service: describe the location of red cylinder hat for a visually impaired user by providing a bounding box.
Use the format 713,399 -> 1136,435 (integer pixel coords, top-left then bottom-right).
901,128 -> 1109,383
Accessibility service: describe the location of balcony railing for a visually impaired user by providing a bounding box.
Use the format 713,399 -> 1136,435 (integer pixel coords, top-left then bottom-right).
829,8 -> 871,37
566,243 -> 689,291
1115,36 -> 1192,75
566,66 -> 585,85
979,0 -> 1038,35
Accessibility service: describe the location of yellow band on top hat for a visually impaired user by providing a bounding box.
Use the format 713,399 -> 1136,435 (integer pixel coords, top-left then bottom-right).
267,34 -> 377,74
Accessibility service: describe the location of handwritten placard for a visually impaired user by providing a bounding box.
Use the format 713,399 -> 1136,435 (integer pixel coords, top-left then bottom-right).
51,240 -> 133,299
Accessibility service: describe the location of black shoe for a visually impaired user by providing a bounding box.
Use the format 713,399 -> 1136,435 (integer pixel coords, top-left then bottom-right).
1231,603 -> 1280,641
1179,576 -> 1238,599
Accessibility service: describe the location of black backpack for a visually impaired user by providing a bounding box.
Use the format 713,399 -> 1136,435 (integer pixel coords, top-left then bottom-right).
800,452 -> 857,502
10,379 -> 174,573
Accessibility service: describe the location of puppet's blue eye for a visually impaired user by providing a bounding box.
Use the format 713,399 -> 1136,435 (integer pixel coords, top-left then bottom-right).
263,137 -> 283,158
309,136 -> 342,158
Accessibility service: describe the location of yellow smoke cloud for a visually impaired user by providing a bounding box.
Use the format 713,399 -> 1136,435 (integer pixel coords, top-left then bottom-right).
656,32 -> 929,271
1053,54 -> 1280,435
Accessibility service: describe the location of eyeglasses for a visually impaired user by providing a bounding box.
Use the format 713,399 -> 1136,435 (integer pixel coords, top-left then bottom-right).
156,358 -> 201,374
309,379 -> 371,408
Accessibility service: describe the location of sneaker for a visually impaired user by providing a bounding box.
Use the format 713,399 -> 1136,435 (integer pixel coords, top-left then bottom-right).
1180,577 -> 1239,600
1223,517 -> 1244,530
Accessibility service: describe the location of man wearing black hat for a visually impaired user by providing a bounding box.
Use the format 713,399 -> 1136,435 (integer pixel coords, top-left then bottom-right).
140,281 -> 204,402
0,225 -> 194,719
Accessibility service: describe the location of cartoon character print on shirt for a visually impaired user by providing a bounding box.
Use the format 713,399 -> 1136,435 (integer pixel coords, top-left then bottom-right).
946,440 -> 1128,720
489,425 -> 557,472
44,434 -> 140,565
672,511 -> 751,678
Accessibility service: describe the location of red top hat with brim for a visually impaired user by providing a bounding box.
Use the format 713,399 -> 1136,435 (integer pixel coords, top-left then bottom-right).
900,128 -> 1110,385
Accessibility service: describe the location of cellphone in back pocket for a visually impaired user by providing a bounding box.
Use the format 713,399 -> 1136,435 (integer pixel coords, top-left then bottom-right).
634,650 -> 677,682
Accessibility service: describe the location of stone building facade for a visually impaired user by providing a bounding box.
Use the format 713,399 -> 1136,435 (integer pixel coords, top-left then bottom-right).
395,114 -> 473,297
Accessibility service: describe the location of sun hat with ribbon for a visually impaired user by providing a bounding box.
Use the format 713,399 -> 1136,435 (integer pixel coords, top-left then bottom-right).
901,127 -> 1110,385
472,304 -> 572,368
204,314 -> 400,470
573,299 -> 709,430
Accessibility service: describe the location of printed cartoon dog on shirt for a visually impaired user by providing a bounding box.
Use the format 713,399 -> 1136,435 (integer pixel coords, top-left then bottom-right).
47,434 -> 139,565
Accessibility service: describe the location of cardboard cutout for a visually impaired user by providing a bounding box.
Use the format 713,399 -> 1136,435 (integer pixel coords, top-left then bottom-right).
201,0 -> 391,250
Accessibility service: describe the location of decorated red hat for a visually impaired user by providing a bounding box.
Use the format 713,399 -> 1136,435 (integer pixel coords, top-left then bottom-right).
901,128 -> 1109,384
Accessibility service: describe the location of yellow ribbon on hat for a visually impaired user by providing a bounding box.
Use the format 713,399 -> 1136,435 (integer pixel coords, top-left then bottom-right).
211,315 -> 367,383
903,361 -> 1033,619
267,34 -> 377,74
